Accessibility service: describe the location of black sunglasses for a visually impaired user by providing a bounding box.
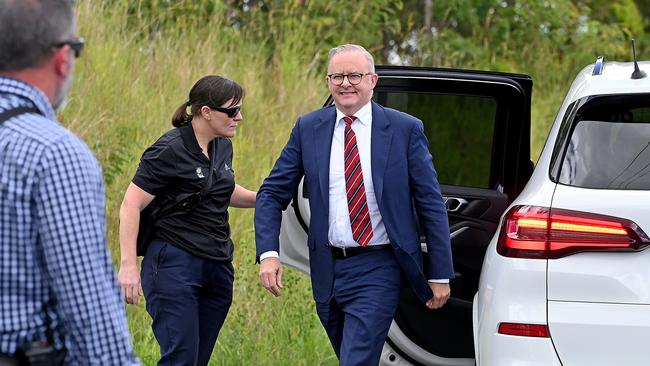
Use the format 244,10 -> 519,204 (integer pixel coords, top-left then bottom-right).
211,105 -> 241,118
54,37 -> 85,58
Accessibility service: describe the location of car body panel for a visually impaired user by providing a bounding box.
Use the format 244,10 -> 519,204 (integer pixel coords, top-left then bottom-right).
278,180 -> 310,275
564,62 -> 650,104
548,185 -> 650,304
474,242 -> 553,365
548,301 -> 650,365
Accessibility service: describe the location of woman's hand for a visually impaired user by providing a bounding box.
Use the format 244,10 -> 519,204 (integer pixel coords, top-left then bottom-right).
118,183 -> 155,305
119,263 -> 142,305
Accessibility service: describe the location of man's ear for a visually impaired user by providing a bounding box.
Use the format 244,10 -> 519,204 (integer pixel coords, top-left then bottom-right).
370,73 -> 379,88
52,46 -> 73,79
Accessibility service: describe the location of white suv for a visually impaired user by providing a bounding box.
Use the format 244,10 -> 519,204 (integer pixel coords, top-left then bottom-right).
278,59 -> 650,365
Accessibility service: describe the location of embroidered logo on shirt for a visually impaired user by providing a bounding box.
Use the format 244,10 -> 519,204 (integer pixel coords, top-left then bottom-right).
224,163 -> 235,175
196,167 -> 205,178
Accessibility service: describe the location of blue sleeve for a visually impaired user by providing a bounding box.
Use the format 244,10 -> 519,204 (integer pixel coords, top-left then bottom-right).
407,120 -> 455,280
35,137 -> 139,365
254,119 -> 305,259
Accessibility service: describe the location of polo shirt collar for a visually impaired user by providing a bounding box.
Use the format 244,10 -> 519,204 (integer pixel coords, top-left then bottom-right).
179,121 -> 203,156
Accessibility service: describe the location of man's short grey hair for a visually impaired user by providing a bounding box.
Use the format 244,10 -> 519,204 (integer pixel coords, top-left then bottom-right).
328,44 -> 375,73
0,0 -> 76,72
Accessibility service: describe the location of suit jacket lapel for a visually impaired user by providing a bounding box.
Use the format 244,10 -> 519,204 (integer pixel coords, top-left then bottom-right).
371,101 -> 393,206
314,107 -> 337,209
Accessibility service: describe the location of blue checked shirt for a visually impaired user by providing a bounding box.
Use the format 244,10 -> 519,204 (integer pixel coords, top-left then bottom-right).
0,77 -> 139,365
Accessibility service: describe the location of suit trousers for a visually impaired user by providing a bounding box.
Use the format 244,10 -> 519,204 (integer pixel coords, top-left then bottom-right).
142,240 -> 234,366
316,248 -> 402,366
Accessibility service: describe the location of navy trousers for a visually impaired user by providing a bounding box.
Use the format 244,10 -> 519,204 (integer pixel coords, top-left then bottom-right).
316,248 -> 403,366
141,240 -> 234,366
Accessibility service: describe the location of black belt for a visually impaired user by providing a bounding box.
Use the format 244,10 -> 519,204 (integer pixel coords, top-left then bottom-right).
330,244 -> 391,259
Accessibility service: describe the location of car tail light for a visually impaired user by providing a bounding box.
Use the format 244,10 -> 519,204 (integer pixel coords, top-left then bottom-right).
498,322 -> 549,338
497,205 -> 650,259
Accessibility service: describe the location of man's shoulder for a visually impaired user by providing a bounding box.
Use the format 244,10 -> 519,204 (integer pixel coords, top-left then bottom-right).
5,114 -> 93,155
297,104 -> 336,125
2,114 -> 101,177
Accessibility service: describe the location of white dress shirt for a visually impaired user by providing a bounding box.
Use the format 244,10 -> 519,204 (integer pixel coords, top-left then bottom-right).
260,101 -> 448,284
328,102 -> 388,247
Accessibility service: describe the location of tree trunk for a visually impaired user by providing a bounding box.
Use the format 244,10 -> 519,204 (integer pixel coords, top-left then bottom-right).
423,0 -> 432,31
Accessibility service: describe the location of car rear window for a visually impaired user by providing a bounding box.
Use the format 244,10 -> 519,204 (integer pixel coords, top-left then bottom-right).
556,95 -> 650,190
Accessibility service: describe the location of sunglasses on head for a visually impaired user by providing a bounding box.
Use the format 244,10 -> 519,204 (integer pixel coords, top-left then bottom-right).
211,105 -> 241,118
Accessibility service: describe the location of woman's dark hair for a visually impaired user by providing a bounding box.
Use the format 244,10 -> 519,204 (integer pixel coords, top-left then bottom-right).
171,75 -> 245,127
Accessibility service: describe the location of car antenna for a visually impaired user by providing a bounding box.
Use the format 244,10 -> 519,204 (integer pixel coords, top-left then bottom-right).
631,38 -> 647,79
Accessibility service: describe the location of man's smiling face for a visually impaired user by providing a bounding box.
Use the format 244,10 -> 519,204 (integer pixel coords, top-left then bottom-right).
327,50 -> 378,116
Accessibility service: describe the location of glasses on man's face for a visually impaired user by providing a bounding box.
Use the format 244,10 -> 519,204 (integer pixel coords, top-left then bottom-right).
54,37 -> 85,58
211,105 -> 241,118
327,72 -> 373,86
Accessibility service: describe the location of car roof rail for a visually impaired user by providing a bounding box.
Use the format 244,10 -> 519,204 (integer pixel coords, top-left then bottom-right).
592,56 -> 605,76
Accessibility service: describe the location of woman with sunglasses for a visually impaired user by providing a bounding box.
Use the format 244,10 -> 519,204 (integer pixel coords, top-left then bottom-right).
118,75 -> 256,366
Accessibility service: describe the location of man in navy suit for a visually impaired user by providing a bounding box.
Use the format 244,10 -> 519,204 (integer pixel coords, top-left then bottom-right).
255,44 -> 453,365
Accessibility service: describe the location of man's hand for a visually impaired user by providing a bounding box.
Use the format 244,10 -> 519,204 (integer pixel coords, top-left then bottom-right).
259,257 -> 283,297
425,282 -> 450,309
118,264 -> 142,305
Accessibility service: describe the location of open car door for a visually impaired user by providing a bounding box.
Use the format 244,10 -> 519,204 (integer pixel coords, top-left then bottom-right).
278,65 -> 532,365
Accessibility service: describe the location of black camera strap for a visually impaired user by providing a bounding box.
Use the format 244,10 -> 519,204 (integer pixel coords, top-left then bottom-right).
155,138 -> 218,217
182,138 -> 218,207
0,106 -> 41,125
42,303 -> 55,347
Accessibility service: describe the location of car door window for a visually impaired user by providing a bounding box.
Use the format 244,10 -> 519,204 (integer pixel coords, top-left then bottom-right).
377,92 -> 497,189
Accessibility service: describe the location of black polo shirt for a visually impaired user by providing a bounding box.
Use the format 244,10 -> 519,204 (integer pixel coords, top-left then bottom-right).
132,122 -> 236,261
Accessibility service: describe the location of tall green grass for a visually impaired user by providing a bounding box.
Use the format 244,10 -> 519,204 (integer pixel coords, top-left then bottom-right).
60,1 -> 623,364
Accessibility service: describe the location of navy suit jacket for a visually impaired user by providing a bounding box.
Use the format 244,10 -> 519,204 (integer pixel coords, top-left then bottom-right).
255,101 -> 454,304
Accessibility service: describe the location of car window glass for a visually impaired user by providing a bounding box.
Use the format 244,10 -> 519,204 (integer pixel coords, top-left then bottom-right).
557,96 -> 650,190
375,92 -> 497,189
559,109 -> 650,189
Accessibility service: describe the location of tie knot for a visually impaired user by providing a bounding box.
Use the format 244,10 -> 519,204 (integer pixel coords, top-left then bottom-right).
343,116 -> 356,126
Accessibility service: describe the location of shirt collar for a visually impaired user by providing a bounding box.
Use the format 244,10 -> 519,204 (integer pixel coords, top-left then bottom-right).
179,120 -> 216,160
0,76 -> 57,121
335,101 -> 372,127
179,120 -> 203,155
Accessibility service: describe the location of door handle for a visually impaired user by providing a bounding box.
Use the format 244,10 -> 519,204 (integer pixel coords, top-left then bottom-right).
443,196 -> 468,212
420,226 -> 469,252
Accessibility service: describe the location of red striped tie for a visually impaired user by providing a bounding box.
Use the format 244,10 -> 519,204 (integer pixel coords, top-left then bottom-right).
343,116 -> 373,247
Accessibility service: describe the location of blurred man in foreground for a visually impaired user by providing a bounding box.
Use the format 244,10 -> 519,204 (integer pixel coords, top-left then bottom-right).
0,0 -> 139,364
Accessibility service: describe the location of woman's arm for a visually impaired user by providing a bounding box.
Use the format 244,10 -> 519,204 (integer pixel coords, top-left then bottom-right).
118,183 -> 155,305
230,183 -> 257,208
